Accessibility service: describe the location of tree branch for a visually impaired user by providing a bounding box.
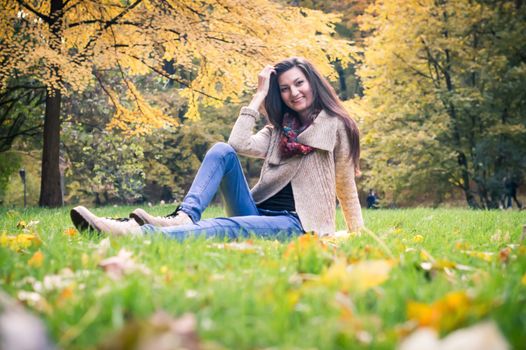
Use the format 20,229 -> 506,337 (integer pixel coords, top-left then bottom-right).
67,19 -> 143,29
77,0 -> 143,61
393,53 -> 434,80
16,0 -> 52,24
127,54 -> 223,101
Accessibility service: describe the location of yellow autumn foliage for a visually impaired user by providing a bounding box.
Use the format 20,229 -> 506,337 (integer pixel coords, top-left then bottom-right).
0,0 -> 356,134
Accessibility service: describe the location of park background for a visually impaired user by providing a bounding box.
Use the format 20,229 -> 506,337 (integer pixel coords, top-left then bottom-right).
1,1 -> 526,349
1,0 -> 524,210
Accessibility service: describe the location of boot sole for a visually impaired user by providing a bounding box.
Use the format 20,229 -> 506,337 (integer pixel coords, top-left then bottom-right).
129,212 -> 146,226
70,206 -> 100,234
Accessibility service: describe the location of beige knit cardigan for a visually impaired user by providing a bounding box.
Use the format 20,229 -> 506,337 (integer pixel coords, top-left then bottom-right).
228,107 -> 364,235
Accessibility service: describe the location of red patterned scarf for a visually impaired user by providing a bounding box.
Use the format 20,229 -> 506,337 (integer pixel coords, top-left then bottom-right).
279,111 -> 319,157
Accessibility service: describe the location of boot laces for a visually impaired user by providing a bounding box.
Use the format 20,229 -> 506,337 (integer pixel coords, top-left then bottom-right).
103,217 -> 131,222
165,206 -> 183,219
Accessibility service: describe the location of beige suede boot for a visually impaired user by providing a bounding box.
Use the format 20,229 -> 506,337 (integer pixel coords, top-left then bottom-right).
70,206 -> 142,236
129,208 -> 193,227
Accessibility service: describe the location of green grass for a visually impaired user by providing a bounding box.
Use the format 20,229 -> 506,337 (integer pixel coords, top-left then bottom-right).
1,206 -> 525,349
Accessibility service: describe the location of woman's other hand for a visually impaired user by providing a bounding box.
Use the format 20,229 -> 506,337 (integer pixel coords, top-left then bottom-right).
248,65 -> 275,111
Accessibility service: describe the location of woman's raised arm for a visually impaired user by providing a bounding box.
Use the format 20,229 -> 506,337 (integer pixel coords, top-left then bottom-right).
228,65 -> 276,158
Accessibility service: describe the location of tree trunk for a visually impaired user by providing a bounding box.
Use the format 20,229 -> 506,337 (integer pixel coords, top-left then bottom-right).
457,152 -> 478,208
39,89 -> 63,207
39,0 -> 64,207
335,61 -> 348,100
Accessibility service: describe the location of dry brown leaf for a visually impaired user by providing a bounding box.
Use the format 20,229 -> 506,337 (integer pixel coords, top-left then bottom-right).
98,311 -> 200,350
398,321 -> 509,350
0,291 -> 55,350
98,249 -> 150,281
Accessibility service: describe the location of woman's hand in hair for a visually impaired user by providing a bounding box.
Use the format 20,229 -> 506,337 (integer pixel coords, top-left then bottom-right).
248,65 -> 275,111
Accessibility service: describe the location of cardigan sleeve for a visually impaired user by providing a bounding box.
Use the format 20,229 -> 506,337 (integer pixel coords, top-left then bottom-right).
228,107 -> 272,159
334,124 -> 364,232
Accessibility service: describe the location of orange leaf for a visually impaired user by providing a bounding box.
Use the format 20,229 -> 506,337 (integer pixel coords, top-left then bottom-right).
28,251 -> 44,268
64,227 -> 77,237
284,233 -> 326,258
406,291 -> 470,332
57,286 -> 74,306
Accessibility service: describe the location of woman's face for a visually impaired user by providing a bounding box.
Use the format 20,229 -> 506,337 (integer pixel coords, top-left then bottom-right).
277,67 -> 313,116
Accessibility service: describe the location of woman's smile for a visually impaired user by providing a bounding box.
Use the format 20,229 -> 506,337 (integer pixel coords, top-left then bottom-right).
278,67 -> 313,118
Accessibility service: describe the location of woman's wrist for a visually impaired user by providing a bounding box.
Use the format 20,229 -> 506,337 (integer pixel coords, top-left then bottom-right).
248,92 -> 266,111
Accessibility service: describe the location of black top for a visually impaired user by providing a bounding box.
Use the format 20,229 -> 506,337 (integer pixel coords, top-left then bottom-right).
257,182 -> 295,212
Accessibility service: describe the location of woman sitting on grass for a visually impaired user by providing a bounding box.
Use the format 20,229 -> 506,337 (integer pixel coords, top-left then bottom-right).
71,57 -> 364,239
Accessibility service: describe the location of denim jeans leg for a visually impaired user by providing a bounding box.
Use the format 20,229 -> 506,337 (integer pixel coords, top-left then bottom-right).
142,211 -> 304,241
179,142 -> 259,222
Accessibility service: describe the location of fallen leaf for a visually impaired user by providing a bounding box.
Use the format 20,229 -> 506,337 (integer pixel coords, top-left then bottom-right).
454,241 -> 471,250
1,291 -> 55,349
319,259 -> 394,293
398,321 -> 509,350
406,291 -> 470,332
284,233 -> 327,258
99,311 -> 200,350
210,241 -> 262,254
320,230 -> 352,245
418,259 -> 473,281
461,250 -> 495,262
412,235 -> 424,243
32,268 -> 82,294
56,286 -> 75,307
98,249 -> 150,280
498,247 -> 511,264
16,291 -> 53,314
0,233 -> 42,252
63,227 -> 77,237
28,251 -> 44,268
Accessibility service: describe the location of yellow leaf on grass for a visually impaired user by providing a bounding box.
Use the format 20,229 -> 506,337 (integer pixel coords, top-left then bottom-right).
1,233 -> 41,252
347,260 -> 394,292
455,241 -> 471,250
284,233 -> 327,258
521,273 -> 526,286
412,235 -> 424,243
319,259 -> 393,292
28,251 -> 44,268
407,291 -> 470,331
462,250 -> 494,262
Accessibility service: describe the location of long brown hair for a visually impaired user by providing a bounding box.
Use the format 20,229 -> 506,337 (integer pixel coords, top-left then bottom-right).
264,57 -> 360,172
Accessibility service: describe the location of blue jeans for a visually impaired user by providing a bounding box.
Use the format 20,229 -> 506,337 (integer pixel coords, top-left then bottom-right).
142,142 -> 304,241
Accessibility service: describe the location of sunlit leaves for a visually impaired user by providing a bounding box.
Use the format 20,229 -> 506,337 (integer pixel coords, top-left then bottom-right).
0,0 -> 356,133
357,0 -> 526,206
